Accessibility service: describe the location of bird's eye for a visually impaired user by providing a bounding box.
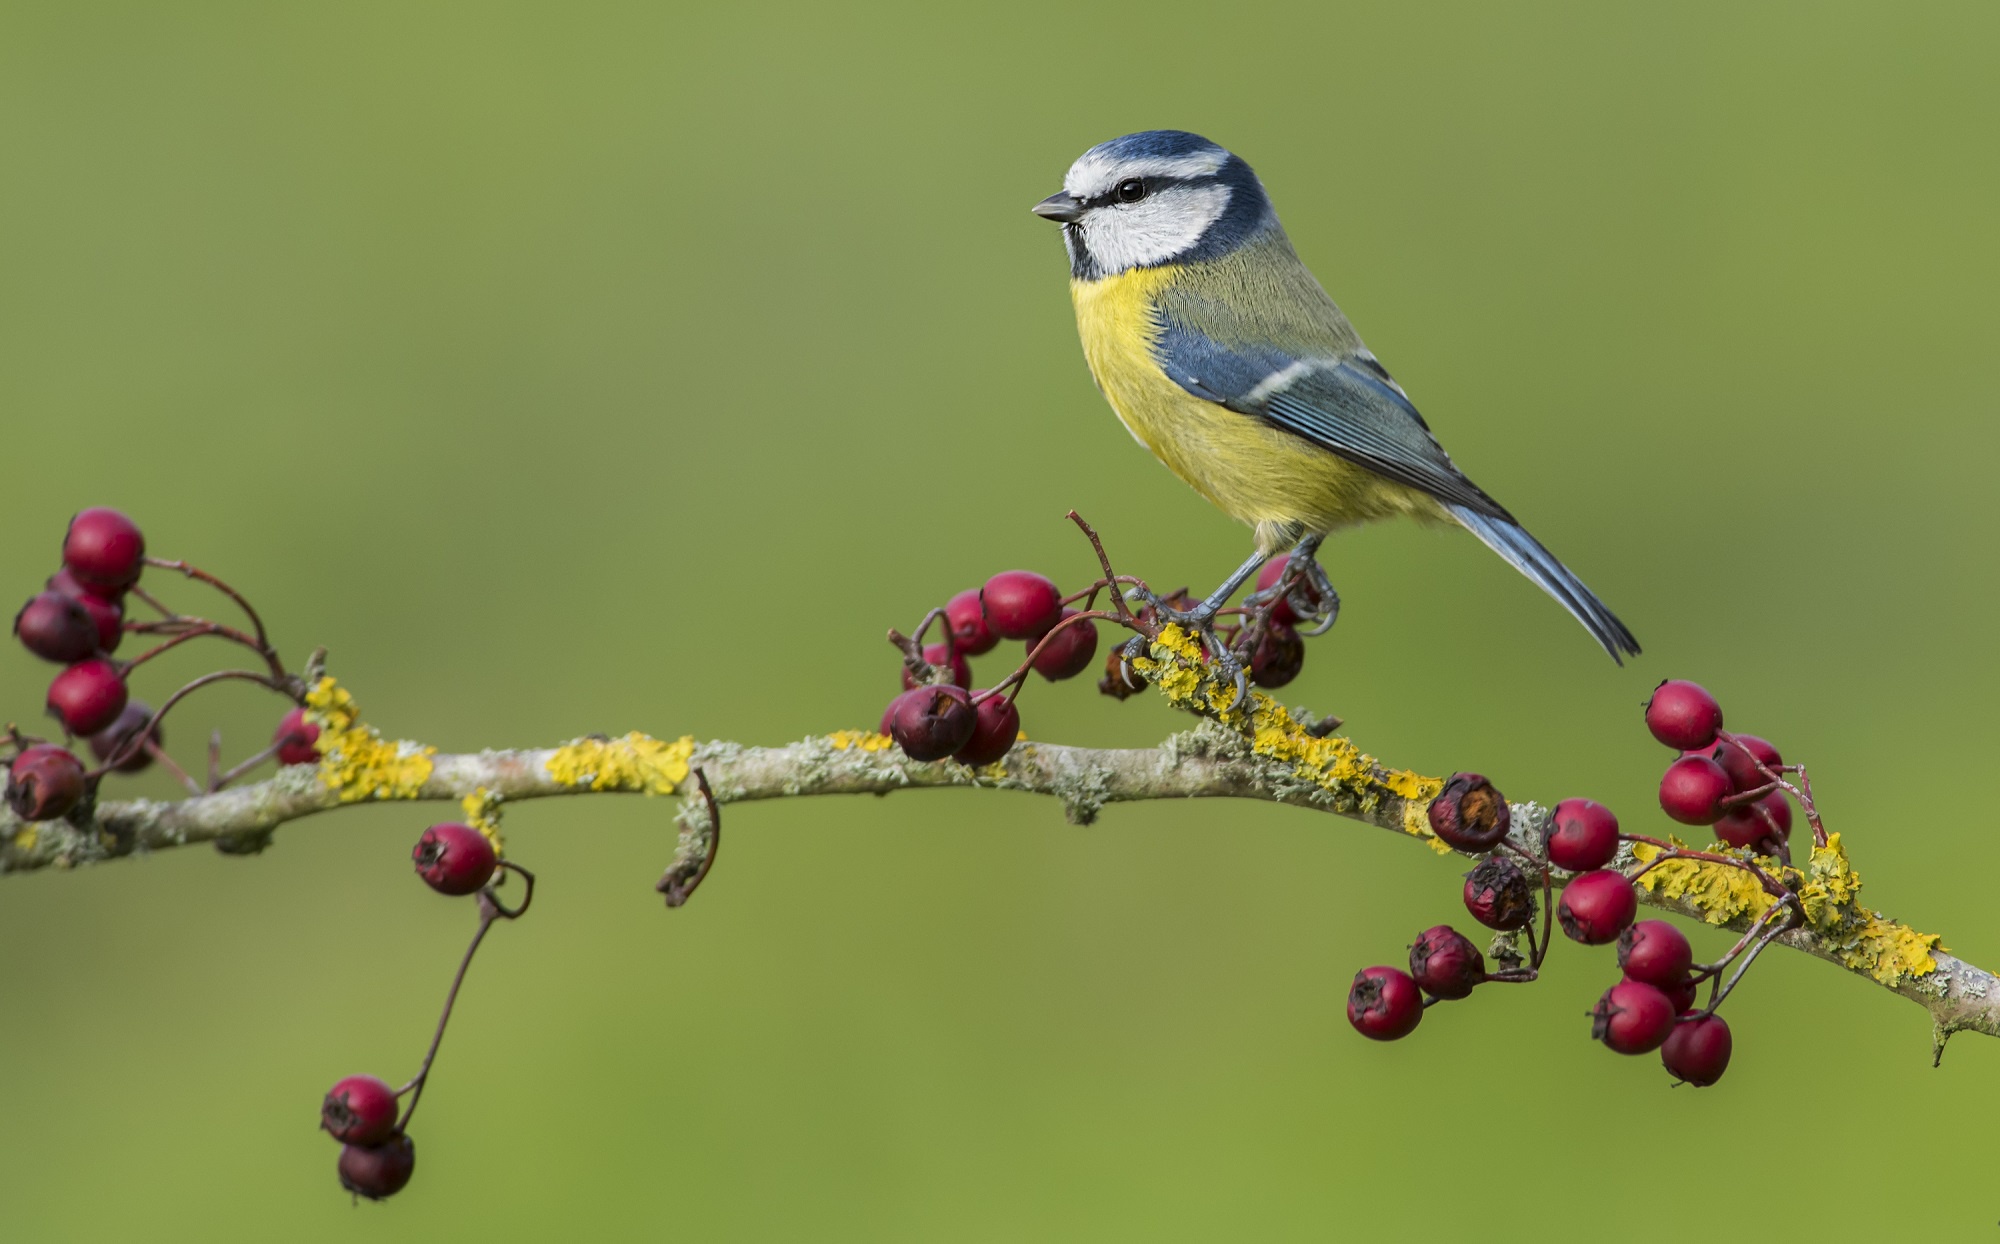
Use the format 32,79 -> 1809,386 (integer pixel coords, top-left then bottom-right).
1115,178 -> 1147,203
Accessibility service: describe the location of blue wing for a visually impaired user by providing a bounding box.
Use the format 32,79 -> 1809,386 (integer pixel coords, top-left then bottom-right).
1151,318 -> 1640,661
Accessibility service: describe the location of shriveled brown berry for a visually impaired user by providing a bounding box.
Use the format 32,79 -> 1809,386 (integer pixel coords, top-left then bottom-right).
1428,772 -> 1512,852
1462,856 -> 1534,931
1097,646 -> 1148,700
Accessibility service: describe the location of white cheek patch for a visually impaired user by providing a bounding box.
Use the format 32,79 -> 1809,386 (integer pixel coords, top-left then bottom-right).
1077,183 -> 1231,274
1064,149 -> 1228,200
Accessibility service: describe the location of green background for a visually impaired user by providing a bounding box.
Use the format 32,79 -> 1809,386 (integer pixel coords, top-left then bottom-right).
3,2 -> 1996,1239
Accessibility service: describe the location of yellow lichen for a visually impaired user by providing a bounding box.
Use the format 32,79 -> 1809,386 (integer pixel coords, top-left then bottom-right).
1796,833 -> 1940,985
545,732 -> 694,795
1139,625 -> 1443,843
461,787 -> 505,858
1629,839 -> 1784,926
304,677 -> 435,802
827,730 -> 895,753
13,826 -> 37,851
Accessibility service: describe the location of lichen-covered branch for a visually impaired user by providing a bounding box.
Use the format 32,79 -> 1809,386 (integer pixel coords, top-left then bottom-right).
4,632 -> 1990,1053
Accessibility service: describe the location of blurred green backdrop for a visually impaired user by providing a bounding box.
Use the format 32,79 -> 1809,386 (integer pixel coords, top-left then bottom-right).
4,1 -> 1998,1239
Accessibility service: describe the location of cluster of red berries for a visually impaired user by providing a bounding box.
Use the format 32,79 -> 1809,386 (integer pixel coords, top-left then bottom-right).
3,508 -> 333,828
1345,679 -> 1807,1089
878,570 -> 1103,765
876,547 -> 1331,767
321,821 -> 520,1202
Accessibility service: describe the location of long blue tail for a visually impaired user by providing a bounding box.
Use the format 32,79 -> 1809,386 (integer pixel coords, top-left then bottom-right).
1446,505 -> 1640,663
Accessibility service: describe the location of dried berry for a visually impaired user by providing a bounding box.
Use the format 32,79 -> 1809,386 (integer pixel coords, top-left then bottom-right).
61,508 -> 146,595
14,592 -> 99,664
1408,925 -> 1485,1000
1660,1013 -> 1732,1086
889,684 -> 976,762
1558,870 -> 1638,945
901,643 -> 972,690
1617,920 -> 1693,988
87,700 -> 157,774
1462,856 -> 1534,931
1644,680 -> 1722,751
1247,622 -> 1304,688
945,588 -> 998,656
1546,797 -> 1620,872
1714,733 -> 1782,793
1027,609 -> 1099,681
1591,979 -> 1676,1055
412,823 -> 498,896
952,693 -> 1020,767
1428,772 -> 1512,852
321,1075 -> 399,1147
337,1133 -> 416,1201
1097,646 -> 1148,700
1346,966 -> 1423,1041
46,659 -> 129,736
980,571 -> 1062,640
1714,791 -> 1792,850
6,745 -> 87,821
1658,755 -> 1732,826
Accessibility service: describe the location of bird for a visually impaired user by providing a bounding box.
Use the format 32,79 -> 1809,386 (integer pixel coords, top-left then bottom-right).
1032,129 -> 1639,670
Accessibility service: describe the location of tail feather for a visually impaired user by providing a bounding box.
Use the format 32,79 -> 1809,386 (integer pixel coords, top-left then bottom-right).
1446,505 -> 1640,664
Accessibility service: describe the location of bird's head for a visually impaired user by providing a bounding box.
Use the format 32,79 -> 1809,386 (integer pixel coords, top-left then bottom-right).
1033,130 -> 1274,280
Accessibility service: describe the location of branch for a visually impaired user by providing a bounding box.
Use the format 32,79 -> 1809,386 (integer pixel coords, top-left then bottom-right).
4,637 -> 1990,1057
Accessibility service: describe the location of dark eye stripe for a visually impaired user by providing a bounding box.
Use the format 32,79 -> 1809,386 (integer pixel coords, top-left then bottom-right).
1081,173 -> 1205,208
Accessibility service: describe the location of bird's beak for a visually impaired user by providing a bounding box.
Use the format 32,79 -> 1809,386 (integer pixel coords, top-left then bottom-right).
1031,191 -> 1084,223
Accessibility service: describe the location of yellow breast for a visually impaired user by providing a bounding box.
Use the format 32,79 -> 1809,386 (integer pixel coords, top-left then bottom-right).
1070,268 -> 1438,551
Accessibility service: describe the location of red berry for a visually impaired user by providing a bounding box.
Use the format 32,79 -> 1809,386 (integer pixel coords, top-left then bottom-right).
88,700 -> 157,774
889,685 -> 977,762
1254,557 -> 1297,626
902,643 -> 972,691
980,571 -> 1062,640
14,592 -> 100,663
73,592 -> 122,654
1714,734 -> 1782,793
1427,772 -> 1512,852
1346,966 -> 1424,1041
273,707 -> 321,766
321,1075 -> 399,1146
944,589 -> 998,657
952,693 -> 1020,766
337,1133 -> 416,1201
412,823 -> 497,896
1558,870 -> 1638,944
1027,609 -> 1099,681
1617,920 -> 1693,987
61,508 -> 146,594
6,744 -> 87,821
1658,755 -> 1732,826
1546,798 -> 1620,872
1714,791 -> 1792,849
1591,979 -> 1676,1055
1408,925 -> 1485,1000
1644,680 -> 1722,751
1462,856 -> 1535,931
1660,1013 -> 1732,1086
46,659 -> 128,736
1664,976 -> 1700,1014
1247,622 -> 1304,688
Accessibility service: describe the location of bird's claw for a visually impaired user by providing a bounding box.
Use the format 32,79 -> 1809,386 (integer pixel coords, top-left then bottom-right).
1122,589 -> 1251,708
1244,553 -> 1342,636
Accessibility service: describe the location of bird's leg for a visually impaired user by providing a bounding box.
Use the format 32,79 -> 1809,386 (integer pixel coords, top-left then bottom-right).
1129,548 -> 1269,704
1243,534 -> 1342,636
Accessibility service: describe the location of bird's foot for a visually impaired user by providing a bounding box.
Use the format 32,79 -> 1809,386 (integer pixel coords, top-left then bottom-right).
1125,587 -> 1250,708
1243,550 -> 1342,636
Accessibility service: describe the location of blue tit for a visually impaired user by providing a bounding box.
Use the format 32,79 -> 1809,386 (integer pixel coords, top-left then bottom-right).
1033,130 -> 1639,664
